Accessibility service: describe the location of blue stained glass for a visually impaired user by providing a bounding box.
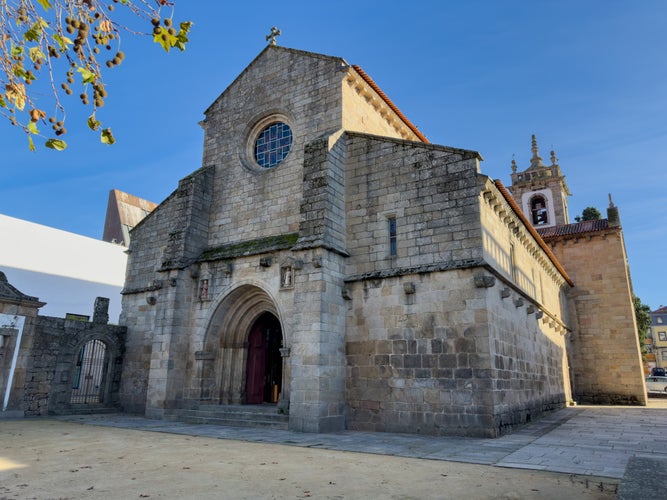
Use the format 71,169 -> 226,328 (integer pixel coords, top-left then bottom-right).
255,122 -> 293,168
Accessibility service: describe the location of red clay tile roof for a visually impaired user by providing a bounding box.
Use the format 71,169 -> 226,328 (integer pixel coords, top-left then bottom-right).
652,306 -> 667,314
536,219 -> 610,239
351,65 -> 429,144
493,180 -> 574,286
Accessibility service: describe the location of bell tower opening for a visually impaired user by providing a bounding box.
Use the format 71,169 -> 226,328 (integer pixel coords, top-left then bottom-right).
245,312 -> 283,404
530,195 -> 549,226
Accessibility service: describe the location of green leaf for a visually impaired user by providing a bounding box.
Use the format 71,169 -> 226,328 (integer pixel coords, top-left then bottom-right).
77,66 -> 96,84
36,0 -> 52,11
12,65 -> 28,79
87,114 -> 101,131
28,135 -> 35,152
174,22 -> 193,51
153,29 -> 178,52
27,121 -> 38,134
24,21 -> 44,42
11,45 -> 23,57
0,94 -> 6,108
101,128 -> 115,145
45,138 -> 67,150
53,33 -> 73,50
29,46 -> 45,63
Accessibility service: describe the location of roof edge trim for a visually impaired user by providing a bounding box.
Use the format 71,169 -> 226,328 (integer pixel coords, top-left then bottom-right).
351,65 -> 429,143
493,179 -> 574,287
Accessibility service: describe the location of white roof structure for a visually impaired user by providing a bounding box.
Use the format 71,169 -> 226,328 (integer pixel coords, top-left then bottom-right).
0,214 -> 127,322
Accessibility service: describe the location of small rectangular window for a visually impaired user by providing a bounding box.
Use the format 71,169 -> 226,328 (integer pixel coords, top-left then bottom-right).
388,216 -> 397,257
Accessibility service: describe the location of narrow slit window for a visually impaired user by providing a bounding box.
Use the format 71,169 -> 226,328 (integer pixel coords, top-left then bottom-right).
388,216 -> 397,257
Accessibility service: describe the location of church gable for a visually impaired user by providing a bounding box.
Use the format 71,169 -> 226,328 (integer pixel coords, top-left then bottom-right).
201,46 -> 347,169
199,46 -> 432,251
200,47 -> 350,249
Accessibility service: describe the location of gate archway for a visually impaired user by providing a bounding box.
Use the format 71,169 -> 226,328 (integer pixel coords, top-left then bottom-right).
70,339 -> 109,404
199,285 -> 287,406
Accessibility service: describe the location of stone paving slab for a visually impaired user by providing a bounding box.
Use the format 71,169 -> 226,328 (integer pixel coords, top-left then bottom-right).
618,456 -> 667,499
47,401 -> 667,480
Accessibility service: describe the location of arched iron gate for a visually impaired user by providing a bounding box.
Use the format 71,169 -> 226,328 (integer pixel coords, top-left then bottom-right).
70,339 -> 108,404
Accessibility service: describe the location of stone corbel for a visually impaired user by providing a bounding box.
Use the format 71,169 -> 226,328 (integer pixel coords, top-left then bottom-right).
222,262 -> 233,277
403,282 -> 416,295
500,288 -> 511,299
474,275 -> 496,288
514,298 -> 524,308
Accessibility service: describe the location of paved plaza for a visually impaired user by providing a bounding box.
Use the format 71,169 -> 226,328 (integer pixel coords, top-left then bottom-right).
3,401 -> 667,498
53,400 -> 667,480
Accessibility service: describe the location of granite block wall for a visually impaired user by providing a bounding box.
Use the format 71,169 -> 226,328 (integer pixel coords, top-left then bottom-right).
547,229 -> 646,404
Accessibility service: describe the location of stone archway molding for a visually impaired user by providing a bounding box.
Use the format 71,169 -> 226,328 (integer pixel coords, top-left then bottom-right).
198,282 -> 288,405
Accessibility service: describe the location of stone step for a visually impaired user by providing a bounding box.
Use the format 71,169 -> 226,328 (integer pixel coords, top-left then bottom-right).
58,405 -> 120,415
180,404 -> 288,430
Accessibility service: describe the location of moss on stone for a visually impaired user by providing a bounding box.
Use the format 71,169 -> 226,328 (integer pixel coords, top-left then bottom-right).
198,233 -> 299,261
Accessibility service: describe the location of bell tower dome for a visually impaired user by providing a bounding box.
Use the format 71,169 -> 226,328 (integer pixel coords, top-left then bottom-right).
508,135 -> 571,228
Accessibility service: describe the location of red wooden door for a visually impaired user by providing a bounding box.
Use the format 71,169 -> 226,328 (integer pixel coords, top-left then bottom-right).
245,322 -> 266,404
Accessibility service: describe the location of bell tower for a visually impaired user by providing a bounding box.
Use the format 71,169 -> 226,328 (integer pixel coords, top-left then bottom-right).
508,135 -> 571,228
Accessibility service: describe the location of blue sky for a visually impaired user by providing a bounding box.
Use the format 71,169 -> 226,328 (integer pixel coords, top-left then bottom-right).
1,0 -> 665,309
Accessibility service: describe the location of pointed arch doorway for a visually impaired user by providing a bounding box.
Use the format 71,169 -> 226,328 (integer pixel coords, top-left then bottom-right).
199,284 -> 288,407
246,312 -> 283,404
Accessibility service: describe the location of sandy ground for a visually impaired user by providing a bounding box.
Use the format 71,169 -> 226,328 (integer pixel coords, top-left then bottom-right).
0,420 -> 618,500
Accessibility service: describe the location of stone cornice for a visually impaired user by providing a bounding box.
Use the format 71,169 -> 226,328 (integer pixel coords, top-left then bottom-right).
344,258 -> 484,283
483,179 -> 573,287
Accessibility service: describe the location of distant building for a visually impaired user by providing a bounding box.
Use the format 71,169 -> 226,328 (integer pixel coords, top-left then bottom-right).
650,306 -> 667,371
102,189 -> 157,246
0,214 -> 127,321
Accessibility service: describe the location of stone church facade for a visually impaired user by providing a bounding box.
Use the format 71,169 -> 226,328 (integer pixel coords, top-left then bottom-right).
119,46 -> 645,437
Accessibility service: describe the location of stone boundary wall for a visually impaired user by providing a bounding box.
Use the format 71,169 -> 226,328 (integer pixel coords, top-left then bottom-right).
24,299 -> 126,415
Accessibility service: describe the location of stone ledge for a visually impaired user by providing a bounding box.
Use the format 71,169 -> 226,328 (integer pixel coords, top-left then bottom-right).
198,233 -> 300,262
344,258 -> 484,283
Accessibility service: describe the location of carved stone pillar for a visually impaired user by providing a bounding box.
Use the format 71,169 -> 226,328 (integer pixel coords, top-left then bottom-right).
278,347 -> 291,414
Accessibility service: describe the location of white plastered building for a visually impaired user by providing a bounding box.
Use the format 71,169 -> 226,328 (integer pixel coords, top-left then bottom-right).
0,214 -> 127,322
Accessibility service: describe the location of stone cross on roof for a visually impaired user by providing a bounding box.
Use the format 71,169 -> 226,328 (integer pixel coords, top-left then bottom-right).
266,26 -> 281,46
